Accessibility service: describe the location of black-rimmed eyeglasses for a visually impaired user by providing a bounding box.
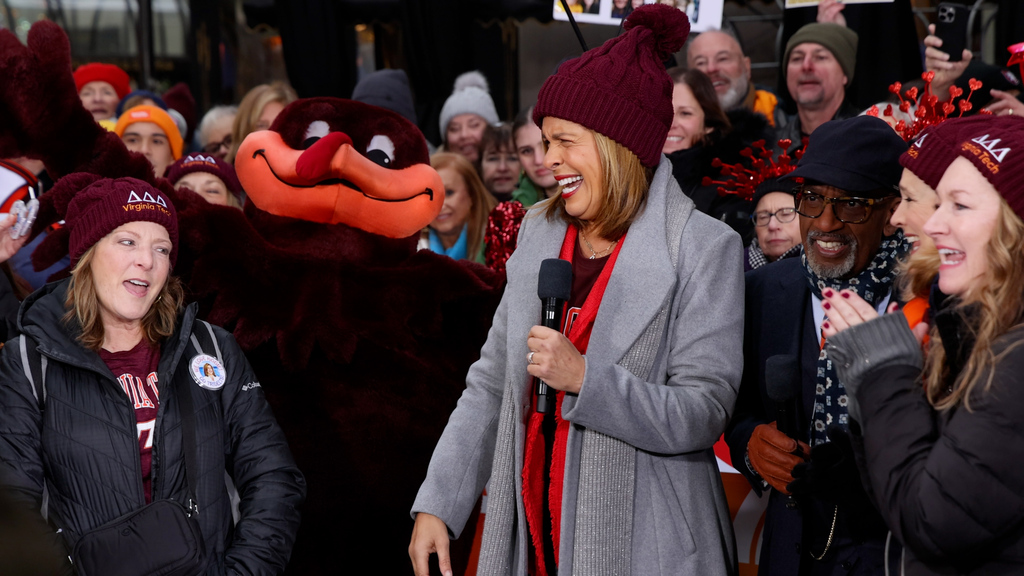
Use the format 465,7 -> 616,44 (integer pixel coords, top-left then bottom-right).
202,135 -> 232,155
751,207 -> 797,227
794,190 -> 887,225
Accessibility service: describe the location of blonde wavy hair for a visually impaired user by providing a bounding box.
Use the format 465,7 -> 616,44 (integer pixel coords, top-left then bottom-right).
897,244 -> 941,302
924,200 -> 1024,410
540,129 -> 653,241
65,246 -> 185,351
226,82 -> 298,164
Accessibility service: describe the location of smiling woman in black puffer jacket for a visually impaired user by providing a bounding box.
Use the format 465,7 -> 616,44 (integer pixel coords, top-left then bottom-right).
0,175 -> 305,575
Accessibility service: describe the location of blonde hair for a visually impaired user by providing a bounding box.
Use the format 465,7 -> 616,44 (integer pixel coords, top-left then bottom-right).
541,129 -> 652,240
429,153 -> 497,258
897,244 -> 941,302
227,82 -> 298,164
65,246 -> 185,351
924,200 -> 1024,410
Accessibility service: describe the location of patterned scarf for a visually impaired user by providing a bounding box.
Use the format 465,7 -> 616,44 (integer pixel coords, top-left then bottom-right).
804,230 -> 909,445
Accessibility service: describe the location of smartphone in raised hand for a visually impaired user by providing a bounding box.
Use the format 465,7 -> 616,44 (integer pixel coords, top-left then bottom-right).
935,2 -> 970,62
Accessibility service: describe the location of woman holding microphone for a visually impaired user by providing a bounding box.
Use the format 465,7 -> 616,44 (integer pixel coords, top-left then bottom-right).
409,5 -> 743,576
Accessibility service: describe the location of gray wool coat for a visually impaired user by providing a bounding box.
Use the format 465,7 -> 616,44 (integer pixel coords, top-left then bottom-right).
412,158 -> 744,575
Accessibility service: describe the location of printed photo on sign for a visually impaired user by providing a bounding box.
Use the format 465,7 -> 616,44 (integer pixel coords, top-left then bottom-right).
785,0 -> 893,8
552,0 -> 723,32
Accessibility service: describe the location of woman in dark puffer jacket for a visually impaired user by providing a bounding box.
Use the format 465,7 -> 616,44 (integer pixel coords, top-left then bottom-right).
0,175 -> 305,575
820,114 -> 1024,574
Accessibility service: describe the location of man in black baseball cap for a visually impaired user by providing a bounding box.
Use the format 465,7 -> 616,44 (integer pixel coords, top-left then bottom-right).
788,115 -> 906,280
726,115 -> 908,575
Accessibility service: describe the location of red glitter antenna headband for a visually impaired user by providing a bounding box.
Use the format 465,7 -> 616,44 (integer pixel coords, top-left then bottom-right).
702,139 -> 806,201
866,70 -> 985,142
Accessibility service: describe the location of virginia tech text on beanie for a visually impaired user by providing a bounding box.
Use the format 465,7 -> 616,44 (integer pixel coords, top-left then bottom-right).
533,4 -> 690,168
113,105 -> 185,160
439,71 -> 500,137
73,63 -> 132,99
898,116 -> 991,190
903,116 -> 1024,219
784,23 -> 858,83
166,153 -> 243,199
66,177 -> 179,267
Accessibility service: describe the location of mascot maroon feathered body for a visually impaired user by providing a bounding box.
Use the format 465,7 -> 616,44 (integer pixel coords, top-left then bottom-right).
1,22 -> 501,575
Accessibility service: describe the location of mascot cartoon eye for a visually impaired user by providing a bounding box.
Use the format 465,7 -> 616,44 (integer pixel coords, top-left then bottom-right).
366,135 -> 396,168
301,120 -> 331,149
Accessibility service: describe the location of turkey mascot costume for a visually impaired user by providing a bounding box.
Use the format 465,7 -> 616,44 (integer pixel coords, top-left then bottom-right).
0,22 -> 503,574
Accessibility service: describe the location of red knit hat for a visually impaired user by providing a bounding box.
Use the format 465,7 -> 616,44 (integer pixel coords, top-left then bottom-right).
533,4 -> 689,167
66,177 -> 179,267
166,153 -> 243,200
901,115 -> 1024,219
73,63 -> 132,100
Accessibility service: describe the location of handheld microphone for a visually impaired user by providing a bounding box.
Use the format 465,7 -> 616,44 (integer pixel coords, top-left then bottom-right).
765,354 -> 802,441
535,259 -> 572,413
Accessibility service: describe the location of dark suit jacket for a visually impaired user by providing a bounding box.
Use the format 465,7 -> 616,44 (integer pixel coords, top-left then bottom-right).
726,257 -> 891,576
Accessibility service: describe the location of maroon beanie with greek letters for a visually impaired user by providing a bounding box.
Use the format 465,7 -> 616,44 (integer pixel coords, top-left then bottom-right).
66,177 -> 179,267
533,4 -> 689,167
901,115 -> 1024,219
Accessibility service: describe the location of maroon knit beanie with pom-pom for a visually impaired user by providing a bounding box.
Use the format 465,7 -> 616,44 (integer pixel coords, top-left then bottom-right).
533,4 -> 689,167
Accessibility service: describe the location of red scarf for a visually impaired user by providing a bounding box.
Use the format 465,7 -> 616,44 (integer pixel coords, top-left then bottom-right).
522,224 -> 625,576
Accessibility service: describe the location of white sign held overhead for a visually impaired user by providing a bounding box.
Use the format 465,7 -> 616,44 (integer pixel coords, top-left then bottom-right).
553,0 -> 723,33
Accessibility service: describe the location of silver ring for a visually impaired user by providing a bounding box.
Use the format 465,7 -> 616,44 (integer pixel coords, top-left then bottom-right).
528,351 -> 536,365
1010,108 -> 1015,115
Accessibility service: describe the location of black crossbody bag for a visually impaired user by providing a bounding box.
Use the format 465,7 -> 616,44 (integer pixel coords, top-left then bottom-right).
22,329 -> 210,576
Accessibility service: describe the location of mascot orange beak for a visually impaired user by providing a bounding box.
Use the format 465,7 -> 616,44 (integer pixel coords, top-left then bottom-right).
236,130 -> 443,238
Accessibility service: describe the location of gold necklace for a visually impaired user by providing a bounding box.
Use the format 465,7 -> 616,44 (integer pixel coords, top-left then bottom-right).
580,228 -> 616,260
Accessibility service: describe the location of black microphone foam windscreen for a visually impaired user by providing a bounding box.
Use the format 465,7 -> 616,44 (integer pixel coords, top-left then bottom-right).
765,354 -> 800,403
538,258 -> 573,301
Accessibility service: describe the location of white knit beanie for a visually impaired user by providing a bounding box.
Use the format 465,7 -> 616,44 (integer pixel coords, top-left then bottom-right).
439,71 -> 500,138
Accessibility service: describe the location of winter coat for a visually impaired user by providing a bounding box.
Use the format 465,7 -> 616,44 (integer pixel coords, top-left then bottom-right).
829,304 -> 1024,575
668,108 -> 774,245
412,157 -> 744,575
0,279 -> 305,575
726,257 -> 893,575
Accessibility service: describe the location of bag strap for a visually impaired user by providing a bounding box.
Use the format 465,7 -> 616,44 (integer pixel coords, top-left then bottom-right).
20,334 -> 47,410
20,334 -> 53,522
175,321 -> 219,518
187,321 -> 242,525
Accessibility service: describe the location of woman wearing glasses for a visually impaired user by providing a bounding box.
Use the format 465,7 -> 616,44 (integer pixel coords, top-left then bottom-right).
746,184 -> 802,271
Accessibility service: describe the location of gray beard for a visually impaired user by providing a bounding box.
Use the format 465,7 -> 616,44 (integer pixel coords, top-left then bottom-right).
720,76 -> 749,111
806,235 -> 858,279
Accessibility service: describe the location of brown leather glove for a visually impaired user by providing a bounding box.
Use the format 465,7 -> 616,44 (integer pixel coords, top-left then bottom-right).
747,422 -> 809,494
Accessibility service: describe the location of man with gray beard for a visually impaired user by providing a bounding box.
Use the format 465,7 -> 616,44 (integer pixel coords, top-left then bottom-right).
726,116 -> 908,575
686,30 -> 786,128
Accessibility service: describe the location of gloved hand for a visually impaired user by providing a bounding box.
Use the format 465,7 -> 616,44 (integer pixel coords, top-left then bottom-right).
747,422 -> 809,494
787,425 -> 861,503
